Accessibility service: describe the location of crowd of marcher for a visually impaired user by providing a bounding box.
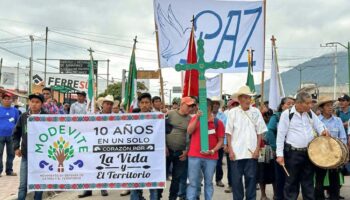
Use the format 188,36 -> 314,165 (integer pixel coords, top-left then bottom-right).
1,85 -> 350,200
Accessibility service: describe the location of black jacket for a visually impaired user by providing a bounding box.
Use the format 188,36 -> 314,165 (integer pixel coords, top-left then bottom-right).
12,110 -> 47,157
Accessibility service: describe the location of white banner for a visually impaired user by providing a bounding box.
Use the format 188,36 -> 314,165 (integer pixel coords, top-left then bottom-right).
154,0 -> 264,73
27,113 -> 166,191
206,74 -> 221,98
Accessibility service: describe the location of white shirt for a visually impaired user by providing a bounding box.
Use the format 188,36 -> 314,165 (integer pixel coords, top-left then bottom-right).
276,106 -> 326,157
70,102 -> 87,114
225,106 -> 267,160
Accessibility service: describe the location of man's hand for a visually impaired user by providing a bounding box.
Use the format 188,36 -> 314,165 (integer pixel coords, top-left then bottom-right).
196,110 -> 203,118
15,149 -> 22,157
343,122 -> 348,128
179,150 -> 187,161
228,147 -> 235,161
223,145 -> 229,153
200,150 -> 214,156
252,149 -> 260,159
276,156 -> 285,166
321,129 -> 330,137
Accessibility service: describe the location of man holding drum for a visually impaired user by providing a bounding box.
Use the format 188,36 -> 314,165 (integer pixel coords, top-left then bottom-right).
276,92 -> 329,200
316,97 -> 347,200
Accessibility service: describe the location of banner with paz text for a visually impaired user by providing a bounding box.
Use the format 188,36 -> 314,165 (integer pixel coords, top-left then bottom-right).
27,114 -> 166,191
154,0 -> 264,73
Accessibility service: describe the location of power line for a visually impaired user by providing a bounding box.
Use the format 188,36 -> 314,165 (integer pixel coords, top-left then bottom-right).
49,30 -> 157,53
49,28 -> 156,45
47,39 -> 158,63
0,45 -> 59,70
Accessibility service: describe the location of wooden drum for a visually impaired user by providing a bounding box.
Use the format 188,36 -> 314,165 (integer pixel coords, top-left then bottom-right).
307,136 -> 349,169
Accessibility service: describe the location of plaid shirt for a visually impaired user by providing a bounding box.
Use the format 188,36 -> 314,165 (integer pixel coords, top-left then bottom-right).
42,102 -> 59,114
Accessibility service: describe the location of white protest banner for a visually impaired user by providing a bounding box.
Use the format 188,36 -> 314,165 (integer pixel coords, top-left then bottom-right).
206,74 -> 221,98
27,113 -> 166,191
154,0 -> 264,73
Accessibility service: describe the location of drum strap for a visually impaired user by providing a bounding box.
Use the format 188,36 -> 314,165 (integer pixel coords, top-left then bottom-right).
306,114 -> 318,138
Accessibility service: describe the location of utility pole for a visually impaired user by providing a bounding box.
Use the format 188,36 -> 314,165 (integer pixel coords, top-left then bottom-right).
334,45 -> 338,99
0,58 -> 2,85
348,42 -> 350,95
169,89 -> 172,105
107,59 -> 110,86
325,42 -> 350,94
29,35 -> 34,95
44,27 -> 48,85
17,63 -> 20,92
321,43 -> 337,99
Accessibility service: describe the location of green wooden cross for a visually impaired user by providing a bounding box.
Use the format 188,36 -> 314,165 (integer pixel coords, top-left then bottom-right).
175,39 -> 228,152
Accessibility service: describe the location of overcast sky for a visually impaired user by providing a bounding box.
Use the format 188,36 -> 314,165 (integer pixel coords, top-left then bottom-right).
0,0 -> 349,102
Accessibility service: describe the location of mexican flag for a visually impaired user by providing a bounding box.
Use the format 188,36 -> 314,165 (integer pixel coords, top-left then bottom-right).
246,49 -> 255,93
124,42 -> 138,112
87,58 -> 95,113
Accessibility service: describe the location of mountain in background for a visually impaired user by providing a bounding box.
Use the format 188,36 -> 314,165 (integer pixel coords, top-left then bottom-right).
256,51 -> 349,96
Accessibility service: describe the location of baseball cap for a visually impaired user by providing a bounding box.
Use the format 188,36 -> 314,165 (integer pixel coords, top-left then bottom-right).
28,93 -> 44,103
338,94 -> 350,101
181,96 -> 195,106
227,98 -> 239,106
76,91 -> 87,97
2,93 -> 13,98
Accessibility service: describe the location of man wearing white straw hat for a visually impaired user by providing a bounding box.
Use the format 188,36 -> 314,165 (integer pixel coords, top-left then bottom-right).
315,97 -> 346,200
276,91 -> 329,200
226,86 -> 267,200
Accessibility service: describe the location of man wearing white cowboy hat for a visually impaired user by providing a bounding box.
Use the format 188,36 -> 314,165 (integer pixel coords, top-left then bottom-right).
211,96 -> 227,188
100,95 -> 114,114
315,97 -> 346,200
226,86 -> 267,200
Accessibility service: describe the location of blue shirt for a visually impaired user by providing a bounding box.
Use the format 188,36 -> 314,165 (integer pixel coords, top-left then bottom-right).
215,111 -> 227,144
266,112 -> 281,151
337,108 -> 350,133
319,114 -> 347,144
0,106 -> 19,136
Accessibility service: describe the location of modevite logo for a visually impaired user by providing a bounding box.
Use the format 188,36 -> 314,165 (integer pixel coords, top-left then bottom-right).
48,137 -> 74,172
39,136 -> 84,173
35,124 -> 88,173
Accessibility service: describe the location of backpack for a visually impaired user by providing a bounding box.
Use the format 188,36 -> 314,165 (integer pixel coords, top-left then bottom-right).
288,108 -> 312,121
213,117 -> 219,129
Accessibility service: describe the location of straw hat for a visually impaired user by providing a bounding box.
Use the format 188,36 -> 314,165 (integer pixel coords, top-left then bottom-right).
316,97 -> 335,108
103,95 -> 114,103
231,86 -> 255,99
210,96 -> 223,106
96,97 -> 104,108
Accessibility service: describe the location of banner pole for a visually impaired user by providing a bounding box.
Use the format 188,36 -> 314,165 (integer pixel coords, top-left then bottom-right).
154,21 -> 165,103
260,0 -> 267,107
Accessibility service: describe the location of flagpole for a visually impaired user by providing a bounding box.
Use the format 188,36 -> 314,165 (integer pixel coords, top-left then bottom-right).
87,47 -> 95,114
154,22 -> 165,103
220,73 -> 223,98
260,0 -> 267,107
271,35 -> 285,97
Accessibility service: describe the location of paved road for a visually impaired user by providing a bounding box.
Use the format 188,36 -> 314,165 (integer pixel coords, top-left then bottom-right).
1,156 -> 350,200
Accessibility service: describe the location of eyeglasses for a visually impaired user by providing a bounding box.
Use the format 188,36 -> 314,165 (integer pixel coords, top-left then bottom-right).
42,93 -> 50,95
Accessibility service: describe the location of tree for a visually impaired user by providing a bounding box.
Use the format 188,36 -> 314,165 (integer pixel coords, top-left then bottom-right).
98,81 -> 148,100
48,137 -> 74,172
172,97 -> 181,104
